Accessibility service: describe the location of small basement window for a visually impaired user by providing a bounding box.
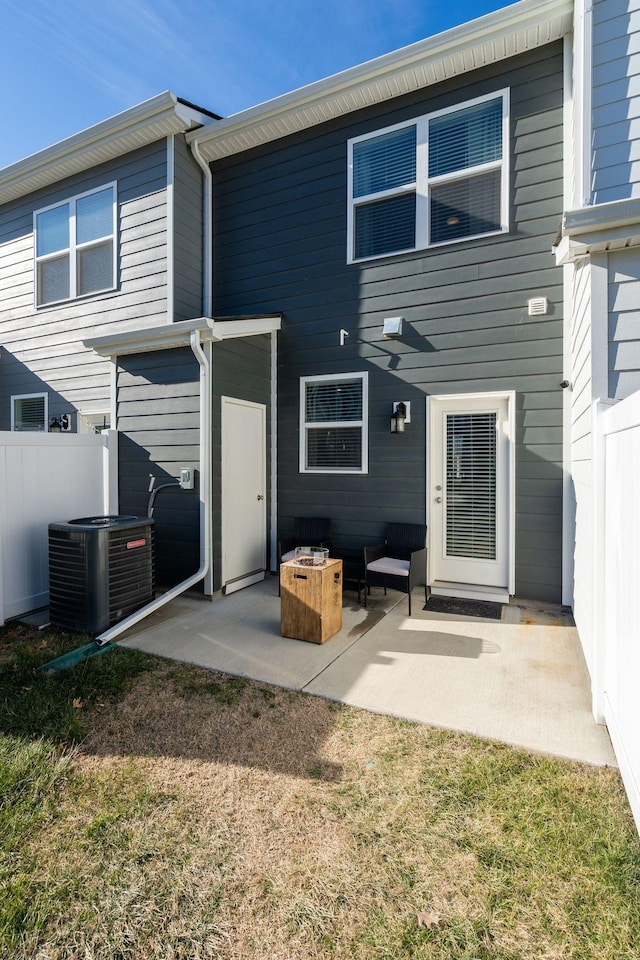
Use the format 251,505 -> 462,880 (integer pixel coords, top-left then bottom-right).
300,372 -> 368,473
11,393 -> 48,432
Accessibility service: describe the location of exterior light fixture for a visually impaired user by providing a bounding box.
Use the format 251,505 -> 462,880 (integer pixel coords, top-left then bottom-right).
383,316 -> 403,339
49,414 -> 70,433
390,401 -> 407,433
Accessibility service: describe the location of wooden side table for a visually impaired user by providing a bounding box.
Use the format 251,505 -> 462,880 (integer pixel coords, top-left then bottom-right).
280,557 -> 343,643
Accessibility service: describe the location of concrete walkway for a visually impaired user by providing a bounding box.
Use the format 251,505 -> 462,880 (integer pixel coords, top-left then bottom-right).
119,576 -> 616,767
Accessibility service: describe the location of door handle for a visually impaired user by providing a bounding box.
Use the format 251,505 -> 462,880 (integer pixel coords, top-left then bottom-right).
435,496 -> 442,503
257,494 -> 264,501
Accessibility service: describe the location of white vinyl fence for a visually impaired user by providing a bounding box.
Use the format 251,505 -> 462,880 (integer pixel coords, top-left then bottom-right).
0,431 -> 117,625
591,393 -> 640,830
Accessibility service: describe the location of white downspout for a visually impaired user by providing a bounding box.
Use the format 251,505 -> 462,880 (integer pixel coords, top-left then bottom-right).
190,138 -> 213,317
95,328 -> 212,645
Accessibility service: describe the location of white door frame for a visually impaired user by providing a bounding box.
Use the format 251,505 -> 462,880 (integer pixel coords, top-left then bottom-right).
221,396 -> 267,594
426,390 -> 515,602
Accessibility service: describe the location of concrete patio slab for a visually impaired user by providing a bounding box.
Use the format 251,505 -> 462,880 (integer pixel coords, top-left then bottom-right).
118,578 -> 616,768
118,576 -> 401,691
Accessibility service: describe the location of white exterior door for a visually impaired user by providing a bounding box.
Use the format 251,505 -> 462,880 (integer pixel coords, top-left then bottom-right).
428,393 -> 514,602
221,397 -> 267,594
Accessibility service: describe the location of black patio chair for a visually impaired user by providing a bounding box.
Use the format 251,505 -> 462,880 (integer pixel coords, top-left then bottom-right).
364,522 -> 427,616
277,516 -> 332,594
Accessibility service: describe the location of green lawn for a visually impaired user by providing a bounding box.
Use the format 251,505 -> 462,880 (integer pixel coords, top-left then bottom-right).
1,621 -> 639,960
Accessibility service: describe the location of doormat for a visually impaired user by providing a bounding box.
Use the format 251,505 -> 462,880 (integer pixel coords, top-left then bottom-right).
424,596 -> 503,620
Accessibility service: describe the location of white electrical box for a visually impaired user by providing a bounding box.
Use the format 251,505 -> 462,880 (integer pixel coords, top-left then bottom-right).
179,468 -> 194,490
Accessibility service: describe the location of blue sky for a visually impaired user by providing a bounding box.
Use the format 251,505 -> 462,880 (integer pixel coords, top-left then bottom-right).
1,0 -> 509,169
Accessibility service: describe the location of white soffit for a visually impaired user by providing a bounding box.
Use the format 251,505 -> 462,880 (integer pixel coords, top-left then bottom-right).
0,92 -> 216,205
188,0 -> 573,162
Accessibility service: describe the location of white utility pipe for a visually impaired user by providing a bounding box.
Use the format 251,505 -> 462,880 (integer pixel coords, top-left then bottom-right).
95,328 -> 211,645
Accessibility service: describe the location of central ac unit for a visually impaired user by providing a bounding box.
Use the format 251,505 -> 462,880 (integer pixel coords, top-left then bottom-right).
48,515 -> 155,634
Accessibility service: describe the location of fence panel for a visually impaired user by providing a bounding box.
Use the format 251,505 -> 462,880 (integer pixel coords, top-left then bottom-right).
601,392 -> 640,830
0,432 -> 115,625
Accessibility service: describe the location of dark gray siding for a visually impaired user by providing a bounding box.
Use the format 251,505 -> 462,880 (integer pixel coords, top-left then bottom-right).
0,141 -> 169,430
211,44 -> 565,602
173,134 -> 203,321
212,335 -> 271,592
117,347 -> 200,587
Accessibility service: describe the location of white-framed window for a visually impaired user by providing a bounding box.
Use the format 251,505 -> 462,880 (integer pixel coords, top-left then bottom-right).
11,393 -> 48,432
300,372 -> 368,474
347,90 -> 509,263
34,182 -> 117,306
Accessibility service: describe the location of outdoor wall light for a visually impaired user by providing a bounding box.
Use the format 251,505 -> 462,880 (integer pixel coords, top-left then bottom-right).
390,401 -> 408,433
49,414 -> 70,433
383,316 -> 403,339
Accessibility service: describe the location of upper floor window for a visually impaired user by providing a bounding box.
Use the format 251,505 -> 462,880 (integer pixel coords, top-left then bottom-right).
300,372 -> 368,474
11,393 -> 48,432
34,183 -> 117,306
347,91 -> 509,262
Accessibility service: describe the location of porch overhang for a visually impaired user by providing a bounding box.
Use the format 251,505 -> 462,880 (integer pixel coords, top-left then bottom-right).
84,315 -> 282,357
555,197 -> 640,264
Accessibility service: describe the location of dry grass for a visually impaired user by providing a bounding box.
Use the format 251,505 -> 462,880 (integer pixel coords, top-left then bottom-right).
2,650 -> 640,959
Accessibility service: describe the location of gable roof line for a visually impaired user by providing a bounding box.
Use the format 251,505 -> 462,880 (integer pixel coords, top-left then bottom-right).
188,0 -> 573,163
0,91 -> 216,206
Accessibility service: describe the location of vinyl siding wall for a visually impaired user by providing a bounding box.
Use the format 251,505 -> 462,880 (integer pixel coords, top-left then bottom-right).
608,248 -> 640,399
116,347 -> 200,587
0,136 -> 202,430
592,0 -> 640,203
570,256 -> 596,673
173,134 -> 204,321
211,44 -> 565,602
0,140 -> 170,430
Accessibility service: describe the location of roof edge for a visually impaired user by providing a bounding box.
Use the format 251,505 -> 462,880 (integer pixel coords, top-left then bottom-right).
0,92 -> 217,205
188,0 -> 573,161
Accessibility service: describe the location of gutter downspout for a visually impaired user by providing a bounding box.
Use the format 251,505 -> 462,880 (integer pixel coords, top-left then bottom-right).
190,138 -> 213,316
95,328 -> 211,645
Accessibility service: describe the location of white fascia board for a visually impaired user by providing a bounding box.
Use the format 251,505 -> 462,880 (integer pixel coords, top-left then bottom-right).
556,197 -> 640,262
189,0 -> 573,162
0,92 -> 216,206
84,315 -> 282,357
564,197 -> 640,237
85,318 -> 217,357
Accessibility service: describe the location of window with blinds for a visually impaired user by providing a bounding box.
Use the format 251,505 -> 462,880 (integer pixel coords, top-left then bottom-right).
11,393 -> 47,432
35,183 -> 116,306
348,91 -> 507,262
445,412 -> 497,560
300,373 -> 368,473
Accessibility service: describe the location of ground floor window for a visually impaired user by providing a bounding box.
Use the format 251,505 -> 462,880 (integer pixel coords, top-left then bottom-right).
11,393 -> 48,432
299,372 -> 368,473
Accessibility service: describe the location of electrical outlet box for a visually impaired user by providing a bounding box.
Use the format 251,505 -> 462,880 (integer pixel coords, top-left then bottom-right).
179,468 -> 194,490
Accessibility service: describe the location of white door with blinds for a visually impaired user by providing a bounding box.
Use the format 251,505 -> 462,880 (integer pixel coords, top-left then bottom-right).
428,393 -> 513,601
